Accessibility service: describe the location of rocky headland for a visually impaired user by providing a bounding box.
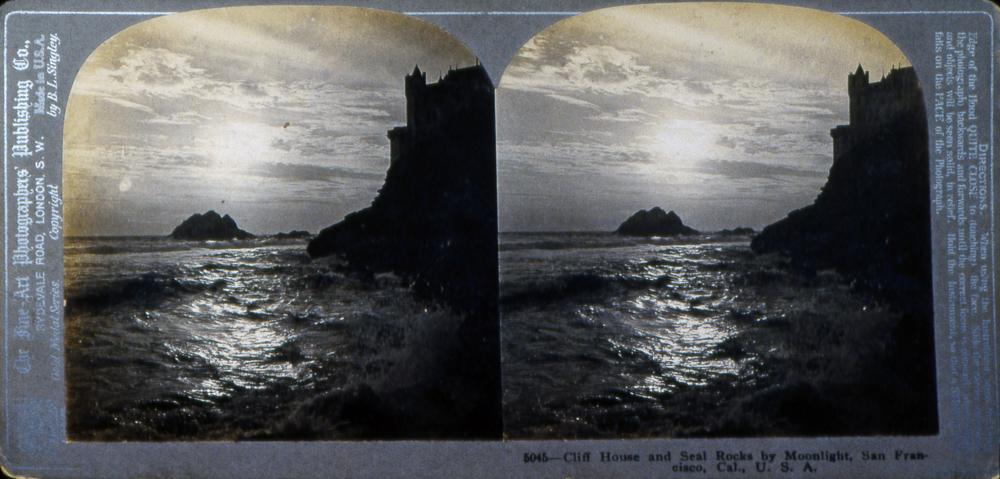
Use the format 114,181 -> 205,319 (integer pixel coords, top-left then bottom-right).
305,64 -> 500,438
170,210 -> 254,240
749,65 -> 936,432
616,207 -> 699,236
307,65 -> 496,314
751,66 -> 930,308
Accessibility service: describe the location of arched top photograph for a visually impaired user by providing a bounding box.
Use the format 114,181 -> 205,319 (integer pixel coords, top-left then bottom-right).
496,2 -> 936,439
62,5 -> 500,441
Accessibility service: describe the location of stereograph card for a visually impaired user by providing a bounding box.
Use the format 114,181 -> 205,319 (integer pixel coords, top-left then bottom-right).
0,0 -> 997,477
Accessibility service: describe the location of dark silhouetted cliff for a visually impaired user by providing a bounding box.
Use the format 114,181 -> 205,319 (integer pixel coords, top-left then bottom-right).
170,211 -> 253,240
752,66 -> 930,305
751,65 -> 936,432
616,207 -> 698,236
307,64 -> 499,438
309,64 -> 496,313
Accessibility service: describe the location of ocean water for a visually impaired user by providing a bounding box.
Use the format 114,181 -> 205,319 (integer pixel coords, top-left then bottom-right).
500,232 -> 892,438
65,232 -> 916,439
65,236 -> 466,440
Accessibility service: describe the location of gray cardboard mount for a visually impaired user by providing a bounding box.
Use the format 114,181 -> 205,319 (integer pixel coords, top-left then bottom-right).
2,0 -> 998,478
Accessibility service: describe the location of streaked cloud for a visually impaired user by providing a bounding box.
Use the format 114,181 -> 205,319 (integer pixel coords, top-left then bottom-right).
253,162 -> 385,183
697,160 -> 826,180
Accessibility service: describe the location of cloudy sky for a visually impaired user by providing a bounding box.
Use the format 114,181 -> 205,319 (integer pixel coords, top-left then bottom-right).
65,6 -> 474,236
497,3 -> 911,232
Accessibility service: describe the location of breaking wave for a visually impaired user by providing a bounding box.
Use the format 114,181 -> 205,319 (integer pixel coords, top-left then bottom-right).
65,270 -> 226,313
501,271 -> 672,310
65,237 -> 490,440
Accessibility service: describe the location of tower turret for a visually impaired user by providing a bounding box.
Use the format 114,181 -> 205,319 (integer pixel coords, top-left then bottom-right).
405,65 -> 426,126
848,64 -> 869,124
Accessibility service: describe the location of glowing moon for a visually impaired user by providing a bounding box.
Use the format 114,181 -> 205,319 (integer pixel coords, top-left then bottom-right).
650,119 -> 720,163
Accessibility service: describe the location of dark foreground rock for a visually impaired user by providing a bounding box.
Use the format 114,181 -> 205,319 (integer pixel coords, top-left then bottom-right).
616,207 -> 698,236
307,64 -> 500,438
170,211 -> 253,240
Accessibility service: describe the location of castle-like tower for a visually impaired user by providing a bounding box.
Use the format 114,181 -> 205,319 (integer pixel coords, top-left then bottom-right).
311,60 -> 497,310
831,64 -> 923,160
387,63 -> 494,165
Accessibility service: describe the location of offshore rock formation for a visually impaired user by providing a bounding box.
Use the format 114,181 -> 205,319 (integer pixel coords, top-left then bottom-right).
717,227 -> 755,236
274,230 -> 310,239
170,211 -> 253,240
616,207 -> 699,236
307,64 -> 499,437
750,65 -> 936,432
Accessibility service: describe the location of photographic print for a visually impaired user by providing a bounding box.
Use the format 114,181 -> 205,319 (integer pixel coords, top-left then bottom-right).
3,0 -> 998,477
63,5 -> 500,440
498,3 -> 938,438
